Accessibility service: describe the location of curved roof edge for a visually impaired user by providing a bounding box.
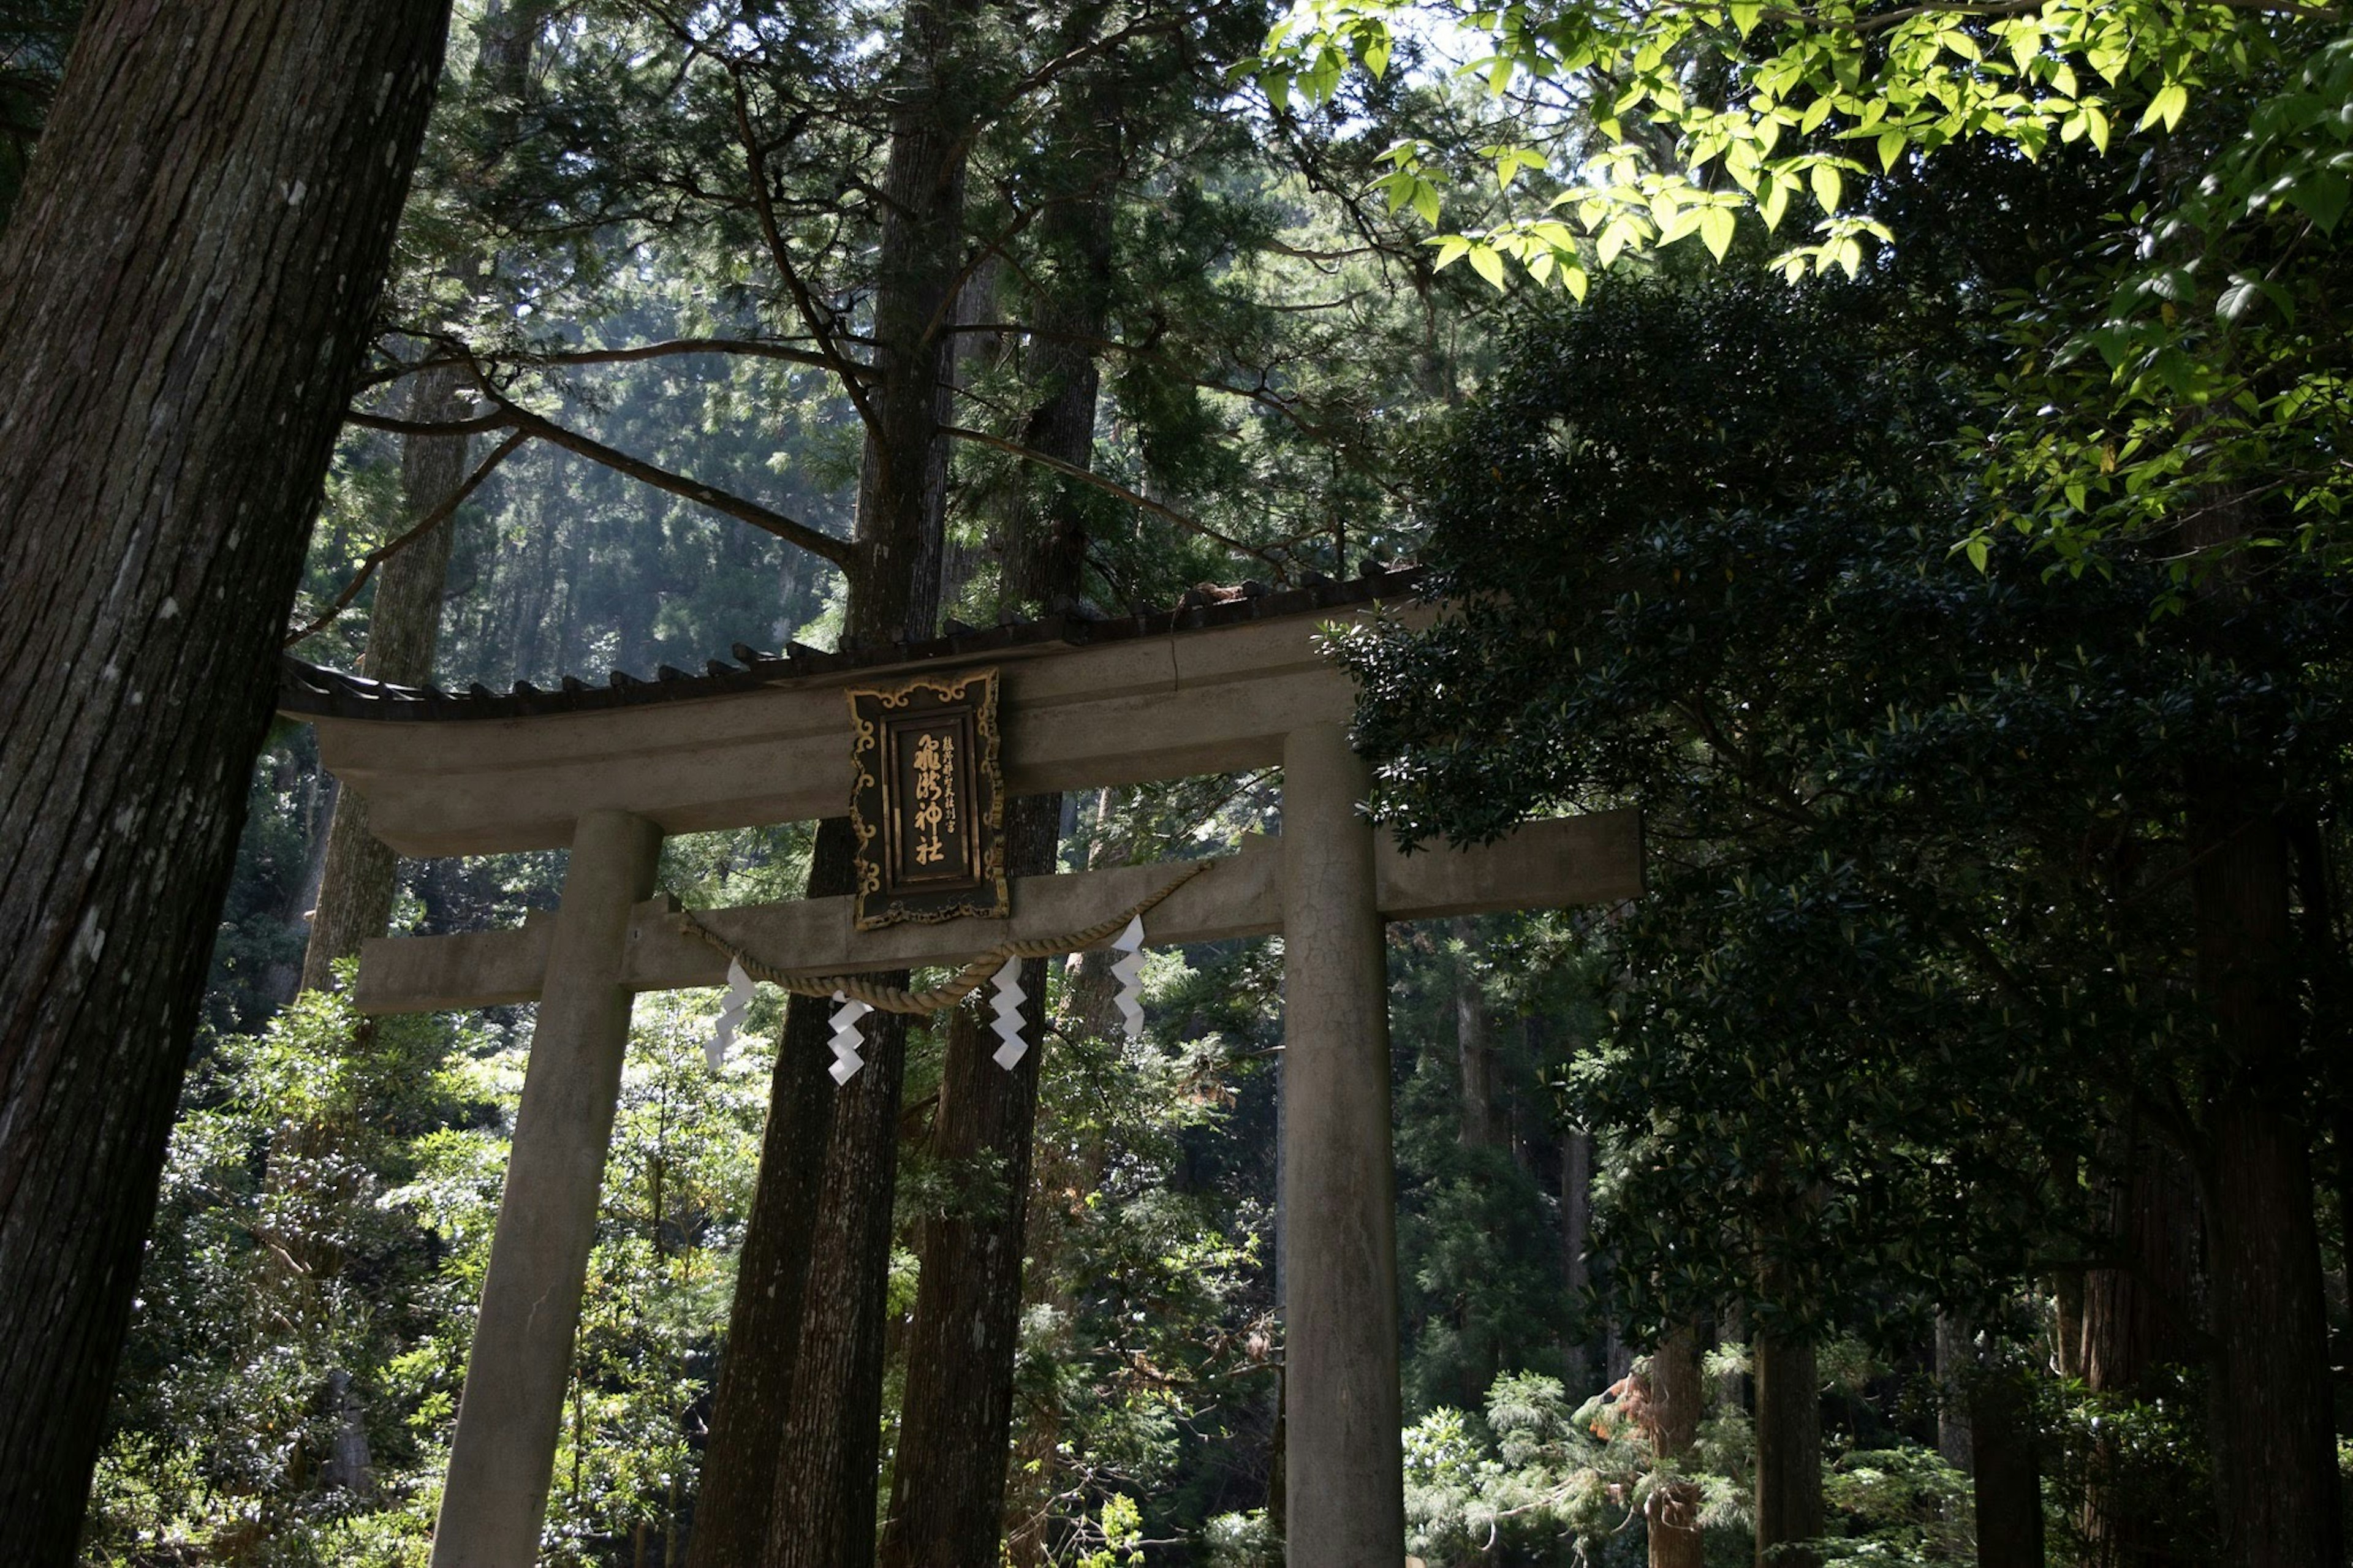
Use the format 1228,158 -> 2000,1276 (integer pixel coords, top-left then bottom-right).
279,562 -> 1426,724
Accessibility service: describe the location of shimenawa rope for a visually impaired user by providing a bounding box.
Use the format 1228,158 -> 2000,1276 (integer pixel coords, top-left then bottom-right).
671,860 -> 1210,1015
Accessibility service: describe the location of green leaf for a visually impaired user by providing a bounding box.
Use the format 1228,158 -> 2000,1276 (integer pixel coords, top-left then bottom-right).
1965,536 -> 1990,572
1811,162 -> 1844,214
2137,81 -> 2188,133
1876,131 -> 1906,172
2289,170 -> 2349,233
2216,273 -> 2263,322
1413,179 -> 1441,225
1469,242 -> 1508,290
1563,261 -> 1590,302
1760,176 -> 1790,232
1699,205 -> 1737,260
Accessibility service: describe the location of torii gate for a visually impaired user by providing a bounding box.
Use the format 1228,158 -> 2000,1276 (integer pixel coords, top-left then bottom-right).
279,566 -> 1641,1568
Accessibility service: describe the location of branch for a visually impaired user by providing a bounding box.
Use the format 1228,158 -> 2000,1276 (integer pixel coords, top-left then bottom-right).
345,407 -> 518,437
357,336 -> 870,392
284,431 -> 531,650
941,424 -> 1286,572
488,392 -> 857,569
729,66 -> 882,436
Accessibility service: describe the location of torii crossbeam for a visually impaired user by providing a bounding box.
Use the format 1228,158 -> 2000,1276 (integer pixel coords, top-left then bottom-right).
279,566 -> 1642,1568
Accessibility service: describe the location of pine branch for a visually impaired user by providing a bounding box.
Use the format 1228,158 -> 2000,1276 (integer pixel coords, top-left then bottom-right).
485,390 -> 857,568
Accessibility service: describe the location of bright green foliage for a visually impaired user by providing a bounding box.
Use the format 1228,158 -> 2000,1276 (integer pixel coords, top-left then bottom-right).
1261,0 -> 2340,284
85,984 -> 770,1566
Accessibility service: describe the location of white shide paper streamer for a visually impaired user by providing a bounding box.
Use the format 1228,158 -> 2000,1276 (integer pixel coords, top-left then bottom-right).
1111,914 -> 1147,1040
706,958 -> 756,1070
989,955 -> 1028,1070
828,991 -> 872,1084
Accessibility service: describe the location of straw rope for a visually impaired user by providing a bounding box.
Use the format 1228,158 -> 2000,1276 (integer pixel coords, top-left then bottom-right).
671,859 -> 1211,1014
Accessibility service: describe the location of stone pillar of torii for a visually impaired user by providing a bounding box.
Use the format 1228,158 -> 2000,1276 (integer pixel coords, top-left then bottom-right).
280,571 -> 1640,1568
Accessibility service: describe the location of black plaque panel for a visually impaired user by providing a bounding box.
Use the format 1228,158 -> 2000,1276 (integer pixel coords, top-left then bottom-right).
847,667 -> 1005,929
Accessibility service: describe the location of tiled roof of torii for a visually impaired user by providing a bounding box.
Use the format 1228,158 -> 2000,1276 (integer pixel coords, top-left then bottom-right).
279,561 -> 1427,724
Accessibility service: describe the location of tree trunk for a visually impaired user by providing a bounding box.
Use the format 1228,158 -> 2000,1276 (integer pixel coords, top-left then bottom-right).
1752,1335 -> 1821,1568
1644,1324 -> 1706,1568
697,0 -> 971,1552
760,1000 -> 911,1568
876,804 -> 1056,1568
2189,760 -> 2342,1568
1968,1350 -> 2045,1568
1562,1123 -> 1594,1395
878,134 -> 1112,1563
0,1 -> 448,1555
1931,1314 -> 1971,1472
1453,918 -> 1505,1151
298,365 -> 469,990
2080,1121 -> 2200,1566
684,820 -> 855,1568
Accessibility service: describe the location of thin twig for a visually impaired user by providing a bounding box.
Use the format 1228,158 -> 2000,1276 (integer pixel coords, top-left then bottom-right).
284,431 -> 530,650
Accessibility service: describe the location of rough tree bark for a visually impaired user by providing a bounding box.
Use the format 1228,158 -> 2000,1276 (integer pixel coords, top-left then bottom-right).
298,366 -> 468,990
1644,1324 -> 1707,1568
2080,1119 -> 2200,1566
1752,1335 -> 1822,1568
2190,758 -> 2341,1567
2180,484 -> 2340,1567
1968,1344 -> 2045,1568
877,138 -> 1116,1568
694,1 -> 972,1558
0,1 -> 449,1556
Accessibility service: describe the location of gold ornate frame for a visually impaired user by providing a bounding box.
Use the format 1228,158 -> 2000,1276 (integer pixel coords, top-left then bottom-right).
846,667 -> 1006,930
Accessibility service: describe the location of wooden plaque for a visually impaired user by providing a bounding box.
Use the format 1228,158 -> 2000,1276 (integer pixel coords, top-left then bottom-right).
847,667 -> 1006,930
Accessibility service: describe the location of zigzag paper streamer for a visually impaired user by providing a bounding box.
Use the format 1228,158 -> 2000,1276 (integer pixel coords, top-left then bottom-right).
706,958 -> 756,1071
1110,914 -> 1147,1041
828,991 -> 872,1085
989,955 -> 1028,1070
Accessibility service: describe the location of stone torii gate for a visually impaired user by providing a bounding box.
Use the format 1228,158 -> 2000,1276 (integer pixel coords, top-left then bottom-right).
279,566 -> 1641,1568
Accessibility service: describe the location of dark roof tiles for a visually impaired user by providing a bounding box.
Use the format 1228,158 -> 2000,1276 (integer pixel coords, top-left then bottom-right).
279,562 -> 1425,724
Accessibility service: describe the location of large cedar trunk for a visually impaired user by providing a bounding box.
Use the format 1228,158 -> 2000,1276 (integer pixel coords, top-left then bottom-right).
1752,1335 -> 1821,1568
0,1 -> 449,1555
686,820 -> 857,1568
1644,1324 -> 1707,1568
2191,759 -> 2341,1567
694,0 -> 971,1553
2080,1119 -> 2201,1566
1968,1350 -> 2045,1568
298,366 -> 469,989
878,155 -> 1113,1566
876,803 -> 1057,1567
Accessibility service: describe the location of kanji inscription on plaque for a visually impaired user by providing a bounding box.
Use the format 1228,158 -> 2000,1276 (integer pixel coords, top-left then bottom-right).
846,668 -> 1006,930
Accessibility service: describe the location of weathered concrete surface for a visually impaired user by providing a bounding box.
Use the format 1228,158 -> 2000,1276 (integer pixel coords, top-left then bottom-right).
312,610 -> 1409,856
352,811 -> 1642,1012
430,810 -> 661,1568
1278,722 -> 1404,1568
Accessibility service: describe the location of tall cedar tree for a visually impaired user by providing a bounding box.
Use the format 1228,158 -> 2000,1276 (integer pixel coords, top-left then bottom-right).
877,118 -> 1115,1568
692,1 -> 975,1560
0,0 -> 449,1555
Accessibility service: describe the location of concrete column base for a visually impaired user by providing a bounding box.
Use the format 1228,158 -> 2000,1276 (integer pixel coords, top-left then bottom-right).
431,809 -> 662,1568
